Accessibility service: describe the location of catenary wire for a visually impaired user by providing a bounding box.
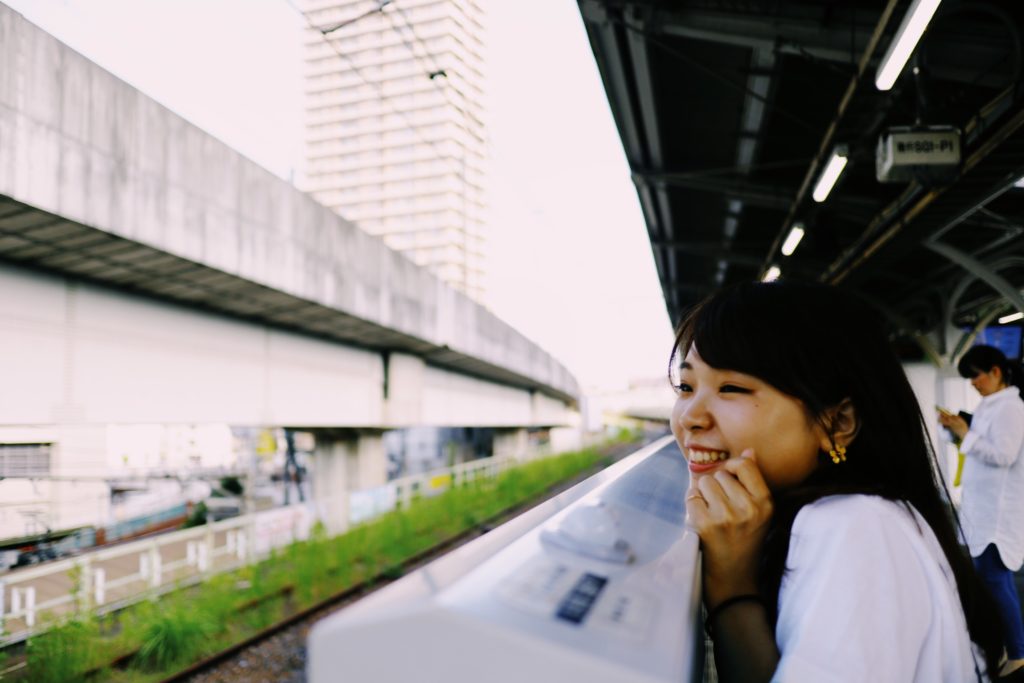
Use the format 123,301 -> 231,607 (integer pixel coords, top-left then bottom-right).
281,0 -> 460,175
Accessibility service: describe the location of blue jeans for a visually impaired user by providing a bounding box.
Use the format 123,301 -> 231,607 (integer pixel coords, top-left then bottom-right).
974,543 -> 1024,659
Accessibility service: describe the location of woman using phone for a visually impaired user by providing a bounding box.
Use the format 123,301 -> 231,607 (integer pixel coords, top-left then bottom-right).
940,344 -> 1024,677
674,281 -> 1003,681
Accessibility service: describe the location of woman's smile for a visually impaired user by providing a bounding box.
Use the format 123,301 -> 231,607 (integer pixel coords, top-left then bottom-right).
685,446 -> 731,473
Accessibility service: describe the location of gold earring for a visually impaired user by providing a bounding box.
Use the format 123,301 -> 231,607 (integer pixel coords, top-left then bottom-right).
829,444 -> 847,464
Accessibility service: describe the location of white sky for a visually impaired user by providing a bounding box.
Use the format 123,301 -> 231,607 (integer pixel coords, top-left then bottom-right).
4,0 -> 674,392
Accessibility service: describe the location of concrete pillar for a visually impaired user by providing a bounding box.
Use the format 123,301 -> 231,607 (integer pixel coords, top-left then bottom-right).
52,424 -> 110,533
382,353 -> 425,427
310,429 -> 387,534
549,426 -> 583,454
904,363 -> 946,482
353,432 -> 387,489
493,428 -> 529,462
904,361 -> 979,492
311,439 -> 348,534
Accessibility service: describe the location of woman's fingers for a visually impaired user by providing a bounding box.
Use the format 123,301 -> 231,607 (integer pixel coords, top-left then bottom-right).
685,487 -> 707,509
722,449 -> 771,503
696,466 -> 760,521
696,473 -> 728,513
687,450 -> 773,534
712,469 -> 756,514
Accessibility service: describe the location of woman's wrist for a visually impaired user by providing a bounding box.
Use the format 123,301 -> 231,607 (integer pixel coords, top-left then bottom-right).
704,594 -> 766,635
704,579 -> 760,611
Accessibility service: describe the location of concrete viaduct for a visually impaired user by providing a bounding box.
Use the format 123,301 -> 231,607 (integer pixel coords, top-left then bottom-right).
0,6 -> 580,532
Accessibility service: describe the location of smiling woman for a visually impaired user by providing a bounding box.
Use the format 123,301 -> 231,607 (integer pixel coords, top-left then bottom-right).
672,351 -> 827,491
669,281 -> 1005,683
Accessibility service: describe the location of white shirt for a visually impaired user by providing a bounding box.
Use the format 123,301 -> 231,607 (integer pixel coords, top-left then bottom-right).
960,386 -> 1024,569
771,495 -> 985,683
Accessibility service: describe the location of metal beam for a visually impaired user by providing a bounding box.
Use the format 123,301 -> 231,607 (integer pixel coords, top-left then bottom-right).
625,6 -> 676,246
826,90 -> 1024,284
655,5 -> 871,65
652,241 -> 764,268
940,256 -> 1024,350
763,0 -> 901,273
637,172 -> 793,210
650,5 -> 1010,88
953,306 -> 1005,362
635,171 -> 878,216
926,241 -> 1024,324
580,2 -> 669,247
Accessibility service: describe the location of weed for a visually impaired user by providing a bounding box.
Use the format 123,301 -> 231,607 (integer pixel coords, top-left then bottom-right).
26,615 -> 100,683
135,600 -> 216,671
196,574 -> 240,625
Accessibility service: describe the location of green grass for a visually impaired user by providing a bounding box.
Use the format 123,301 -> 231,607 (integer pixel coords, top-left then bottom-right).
25,615 -> 102,683
14,439 -> 631,682
133,599 -> 216,672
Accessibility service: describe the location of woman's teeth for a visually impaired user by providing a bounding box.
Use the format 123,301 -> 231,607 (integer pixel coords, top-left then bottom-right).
688,449 -> 729,464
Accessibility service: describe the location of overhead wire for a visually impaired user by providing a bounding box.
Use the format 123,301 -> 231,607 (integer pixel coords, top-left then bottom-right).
641,157 -> 813,180
281,0 -> 460,176
381,2 -> 443,78
284,0 -> 484,293
318,0 -> 391,34
379,1 -> 484,292
378,4 -> 467,153
381,2 -> 481,166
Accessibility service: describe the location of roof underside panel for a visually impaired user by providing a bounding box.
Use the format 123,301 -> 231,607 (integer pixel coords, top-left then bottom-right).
581,0 -> 1024,356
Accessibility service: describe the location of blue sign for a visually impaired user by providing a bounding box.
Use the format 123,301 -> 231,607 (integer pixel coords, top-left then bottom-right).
973,325 -> 1023,361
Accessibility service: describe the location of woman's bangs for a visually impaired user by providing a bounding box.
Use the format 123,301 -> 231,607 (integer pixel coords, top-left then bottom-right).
671,287 -> 778,383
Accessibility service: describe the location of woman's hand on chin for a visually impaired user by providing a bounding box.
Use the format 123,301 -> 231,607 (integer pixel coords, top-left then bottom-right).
685,449 -> 774,608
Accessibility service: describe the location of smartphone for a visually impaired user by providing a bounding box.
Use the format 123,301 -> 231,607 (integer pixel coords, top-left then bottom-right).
935,405 -> 954,417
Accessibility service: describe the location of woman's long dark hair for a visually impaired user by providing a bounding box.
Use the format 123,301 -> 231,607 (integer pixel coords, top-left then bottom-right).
958,344 -> 1024,400
670,281 -> 1003,675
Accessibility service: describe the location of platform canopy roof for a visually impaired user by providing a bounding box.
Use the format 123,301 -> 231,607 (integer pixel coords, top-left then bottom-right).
579,0 -> 1024,360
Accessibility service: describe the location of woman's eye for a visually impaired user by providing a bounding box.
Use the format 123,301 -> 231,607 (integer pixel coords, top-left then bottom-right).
720,384 -> 751,394
675,382 -> 693,393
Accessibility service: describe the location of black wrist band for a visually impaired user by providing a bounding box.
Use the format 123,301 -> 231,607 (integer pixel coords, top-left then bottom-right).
704,594 -> 764,634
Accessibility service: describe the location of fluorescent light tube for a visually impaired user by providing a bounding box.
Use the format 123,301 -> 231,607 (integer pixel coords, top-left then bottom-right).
781,224 -> 805,256
999,311 -> 1024,324
762,266 -> 781,282
812,147 -> 848,203
875,0 -> 942,91
1014,176 -> 1024,188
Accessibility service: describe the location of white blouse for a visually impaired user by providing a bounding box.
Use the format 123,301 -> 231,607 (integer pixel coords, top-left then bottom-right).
960,386 -> 1024,569
772,495 -> 985,682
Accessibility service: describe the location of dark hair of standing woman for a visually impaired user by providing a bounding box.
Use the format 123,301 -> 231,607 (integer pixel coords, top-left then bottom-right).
958,343 -> 1024,399
669,281 -> 1004,676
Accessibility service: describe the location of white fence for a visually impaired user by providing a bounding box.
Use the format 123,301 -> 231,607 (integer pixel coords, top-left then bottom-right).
0,454 -> 514,646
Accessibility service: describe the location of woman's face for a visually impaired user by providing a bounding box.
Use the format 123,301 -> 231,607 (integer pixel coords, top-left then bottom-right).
671,347 -> 828,491
969,366 -> 1005,397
